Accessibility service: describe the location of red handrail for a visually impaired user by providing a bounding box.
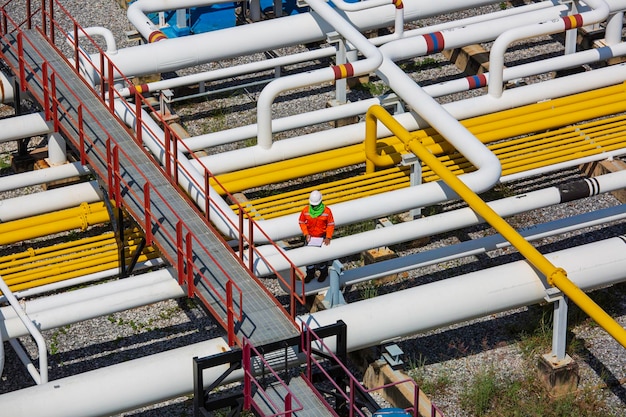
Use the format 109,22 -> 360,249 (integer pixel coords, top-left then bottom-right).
300,322 -> 446,417
242,337 -> 304,416
0,0 -> 311,339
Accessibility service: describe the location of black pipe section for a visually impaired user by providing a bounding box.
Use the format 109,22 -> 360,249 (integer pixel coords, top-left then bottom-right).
558,177 -> 600,203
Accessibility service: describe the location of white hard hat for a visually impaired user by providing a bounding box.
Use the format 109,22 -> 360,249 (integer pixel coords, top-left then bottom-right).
309,190 -> 322,206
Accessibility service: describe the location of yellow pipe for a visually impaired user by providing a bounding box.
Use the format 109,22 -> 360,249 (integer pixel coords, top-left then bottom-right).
366,104 -> 626,348
0,233 -> 145,270
0,237 -> 153,277
219,84 -> 626,192
0,201 -> 108,234
461,82 -> 626,130
4,253 -> 155,293
0,205 -> 111,245
3,243 -> 151,285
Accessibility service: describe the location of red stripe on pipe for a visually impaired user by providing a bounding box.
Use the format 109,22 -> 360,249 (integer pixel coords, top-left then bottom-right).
148,31 -> 167,43
332,63 -> 354,79
563,14 -> 583,30
392,0 -> 403,9
467,74 -> 487,89
424,32 -> 445,53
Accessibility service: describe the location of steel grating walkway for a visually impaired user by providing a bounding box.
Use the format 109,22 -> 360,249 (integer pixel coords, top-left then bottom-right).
0,30 -> 300,347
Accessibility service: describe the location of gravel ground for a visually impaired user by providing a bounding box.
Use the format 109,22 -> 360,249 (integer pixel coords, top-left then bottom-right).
1,1 -> 626,417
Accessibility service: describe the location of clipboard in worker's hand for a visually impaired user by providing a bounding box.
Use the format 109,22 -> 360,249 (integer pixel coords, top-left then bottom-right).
307,237 -> 324,247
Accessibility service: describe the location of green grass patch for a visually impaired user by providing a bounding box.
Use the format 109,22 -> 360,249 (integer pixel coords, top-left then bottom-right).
459,366 -> 619,417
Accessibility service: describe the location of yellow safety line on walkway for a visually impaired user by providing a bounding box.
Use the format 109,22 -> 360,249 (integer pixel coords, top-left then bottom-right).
366,104 -> 626,348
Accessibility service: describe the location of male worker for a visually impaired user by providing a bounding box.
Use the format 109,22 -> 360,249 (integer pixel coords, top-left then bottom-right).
299,190 -> 335,283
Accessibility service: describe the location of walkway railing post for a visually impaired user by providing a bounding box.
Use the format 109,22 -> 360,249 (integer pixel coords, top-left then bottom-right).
176,221 -> 184,286
204,169 -> 210,222
144,183 -> 152,246
106,138 -> 113,191
243,340 -> 251,410
285,392 -> 292,417
164,127 -> 172,178
290,268 -> 297,318
107,59 -> 114,113
238,210 -> 244,257
172,131 -> 179,185
97,53 -> 105,100
42,62 -> 50,120
247,214 -> 254,271
51,73 -> 59,132
26,0 -> 32,30
17,32 -> 25,91
78,104 -> 85,165
185,230 -> 193,297
47,0 -> 54,44
112,145 -> 121,205
227,280 -> 235,346
135,91 -> 142,145
73,23 -> 79,74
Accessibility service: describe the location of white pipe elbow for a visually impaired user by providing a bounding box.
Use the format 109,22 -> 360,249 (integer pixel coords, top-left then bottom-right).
488,0 -> 610,98
81,27 -> 118,55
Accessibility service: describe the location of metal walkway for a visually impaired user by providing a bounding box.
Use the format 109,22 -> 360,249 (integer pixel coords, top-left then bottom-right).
0,29 -> 299,346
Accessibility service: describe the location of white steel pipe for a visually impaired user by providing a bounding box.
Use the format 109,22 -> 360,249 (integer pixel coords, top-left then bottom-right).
2,236 -> 626,416
424,41 -> 626,98
102,0 -> 513,80
0,181 -> 101,222
605,11 -> 624,44
488,0 -> 610,98
184,97 -> 381,151
0,277 -> 48,384
0,259 -> 163,303
0,72 -> 14,104
251,170 -> 626,275
0,161 -> 90,192
0,268 -> 183,341
0,338 -> 231,417
298,235 -> 626,352
117,46 -> 335,98
255,0 -> 383,149
0,112 -> 52,142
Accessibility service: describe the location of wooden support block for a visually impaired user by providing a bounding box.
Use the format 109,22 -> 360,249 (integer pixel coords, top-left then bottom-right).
362,247 -> 399,284
442,44 -> 491,76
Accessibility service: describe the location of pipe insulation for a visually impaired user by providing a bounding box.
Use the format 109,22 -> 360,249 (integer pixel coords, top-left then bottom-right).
0,181 -> 102,222
111,0 -> 504,79
0,161 -> 91,192
0,112 -> 52,142
2,236 -> 626,416
0,268 -> 184,341
0,338 -> 232,417
297,235 -> 626,352
250,169 -> 626,276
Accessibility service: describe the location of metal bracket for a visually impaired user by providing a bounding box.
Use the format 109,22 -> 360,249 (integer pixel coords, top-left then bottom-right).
322,260 -> 347,308
381,343 -> 404,369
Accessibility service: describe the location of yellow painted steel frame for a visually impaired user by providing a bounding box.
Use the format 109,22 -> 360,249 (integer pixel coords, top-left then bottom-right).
366,104 -> 626,348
